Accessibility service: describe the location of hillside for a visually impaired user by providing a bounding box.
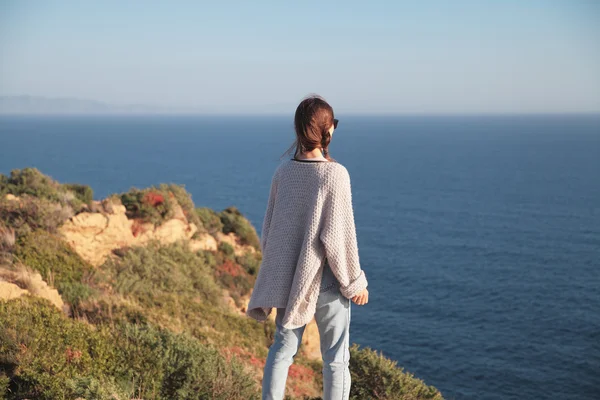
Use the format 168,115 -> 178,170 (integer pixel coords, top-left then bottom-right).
0,95 -> 178,115
0,167 -> 444,399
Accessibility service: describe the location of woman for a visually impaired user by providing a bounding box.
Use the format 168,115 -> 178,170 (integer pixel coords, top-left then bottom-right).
246,94 -> 369,400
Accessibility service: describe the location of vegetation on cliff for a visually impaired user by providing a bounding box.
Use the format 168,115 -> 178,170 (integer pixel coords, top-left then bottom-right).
0,167 -> 443,399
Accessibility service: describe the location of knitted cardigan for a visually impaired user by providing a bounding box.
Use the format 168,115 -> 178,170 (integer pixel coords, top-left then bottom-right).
246,158 -> 368,329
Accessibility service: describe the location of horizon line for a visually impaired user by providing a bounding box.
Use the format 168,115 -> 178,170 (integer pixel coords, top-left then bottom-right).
1,111 -> 600,117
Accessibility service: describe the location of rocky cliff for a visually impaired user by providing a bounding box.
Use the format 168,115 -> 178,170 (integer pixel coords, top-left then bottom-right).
0,167 -> 443,399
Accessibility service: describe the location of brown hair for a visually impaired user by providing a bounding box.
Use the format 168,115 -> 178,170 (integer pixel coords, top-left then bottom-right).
281,94 -> 337,162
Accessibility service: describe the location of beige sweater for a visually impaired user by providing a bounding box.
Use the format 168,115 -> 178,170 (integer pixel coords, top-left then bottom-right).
246,157 -> 368,329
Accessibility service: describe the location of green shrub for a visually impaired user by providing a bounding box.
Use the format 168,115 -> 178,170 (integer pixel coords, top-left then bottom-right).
0,296 -> 260,400
57,280 -> 97,317
78,297 -> 151,328
0,168 -> 92,213
116,322 -> 259,399
204,247 -> 255,307
195,206 -> 224,235
0,372 -> 9,399
0,296 -> 123,399
182,297 -> 274,355
0,195 -> 74,237
159,183 -> 203,229
13,229 -> 93,288
349,343 -> 444,400
99,239 -> 223,309
63,183 -> 94,206
91,245 -> 270,357
218,241 -> 236,259
196,248 -> 217,267
215,266 -> 253,308
236,251 -> 262,276
0,168 -> 63,201
64,375 -> 126,400
118,183 -> 204,230
219,206 -> 260,249
119,186 -> 173,226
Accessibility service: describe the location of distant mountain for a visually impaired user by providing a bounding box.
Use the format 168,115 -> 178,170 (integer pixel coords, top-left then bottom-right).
0,95 -> 200,115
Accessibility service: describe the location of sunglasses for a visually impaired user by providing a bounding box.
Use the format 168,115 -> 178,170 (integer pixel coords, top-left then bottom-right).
333,118 -> 339,129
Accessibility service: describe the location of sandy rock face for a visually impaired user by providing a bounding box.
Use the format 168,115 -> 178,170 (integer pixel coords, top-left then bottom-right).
189,234 -> 218,252
137,218 -> 197,244
5,193 -> 19,202
58,203 -> 135,267
214,231 -> 258,256
0,265 -> 65,311
0,281 -> 28,299
57,201 -> 215,267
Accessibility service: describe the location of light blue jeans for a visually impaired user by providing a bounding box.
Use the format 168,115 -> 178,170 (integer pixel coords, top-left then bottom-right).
262,261 -> 352,400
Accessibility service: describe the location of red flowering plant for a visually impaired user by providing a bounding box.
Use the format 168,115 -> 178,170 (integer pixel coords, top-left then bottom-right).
143,191 -> 164,207
119,183 -> 204,232
120,186 -> 172,226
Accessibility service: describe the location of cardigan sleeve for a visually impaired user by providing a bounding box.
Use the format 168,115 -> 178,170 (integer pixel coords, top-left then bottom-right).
319,166 -> 368,299
260,168 -> 279,253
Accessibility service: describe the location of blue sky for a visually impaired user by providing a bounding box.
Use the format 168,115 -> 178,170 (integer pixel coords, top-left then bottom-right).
1,0 -> 599,114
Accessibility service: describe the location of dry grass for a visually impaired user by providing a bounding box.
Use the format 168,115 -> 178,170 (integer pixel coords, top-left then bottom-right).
0,262 -> 65,310
0,225 -> 15,251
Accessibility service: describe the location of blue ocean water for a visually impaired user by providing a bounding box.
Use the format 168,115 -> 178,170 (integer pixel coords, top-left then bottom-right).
1,115 -> 599,400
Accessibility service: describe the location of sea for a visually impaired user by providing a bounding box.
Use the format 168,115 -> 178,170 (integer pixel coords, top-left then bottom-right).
1,114 -> 598,400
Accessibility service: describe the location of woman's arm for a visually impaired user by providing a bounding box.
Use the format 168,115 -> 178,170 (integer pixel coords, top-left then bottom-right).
319,166 -> 368,299
260,169 -> 279,253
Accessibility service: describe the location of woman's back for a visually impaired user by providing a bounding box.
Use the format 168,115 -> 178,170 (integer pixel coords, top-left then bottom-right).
246,158 -> 367,330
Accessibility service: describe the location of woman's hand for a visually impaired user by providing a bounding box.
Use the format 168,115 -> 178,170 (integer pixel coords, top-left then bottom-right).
351,288 -> 369,305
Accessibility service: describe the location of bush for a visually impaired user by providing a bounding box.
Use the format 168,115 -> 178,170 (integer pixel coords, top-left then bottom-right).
159,183 -> 203,229
13,229 -> 93,288
0,224 -> 16,255
118,183 -> 203,230
0,296 -> 260,400
120,183 -> 209,235
89,245 -> 270,357
219,206 -> 260,249
63,183 -> 94,206
349,343 -> 444,400
99,239 -> 223,309
120,186 -> 173,226
214,259 -> 253,307
236,251 -> 262,276
64,375 -> 126,400
195,207 -> 224,235
0,372 -> 10,399
218,241 -> 236,259
0,296 -> 123,399
0,195 -> 74,237
58,280 -> 97,317
0,167 -> 63,201
202,247 -> 255,307
0,167 -> 92,213
116,322 -> 259,399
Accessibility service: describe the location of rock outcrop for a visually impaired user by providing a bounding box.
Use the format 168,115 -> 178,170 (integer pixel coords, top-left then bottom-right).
214,231 -> 258,257
57,200 -> 216,267
0,264 -> 65,311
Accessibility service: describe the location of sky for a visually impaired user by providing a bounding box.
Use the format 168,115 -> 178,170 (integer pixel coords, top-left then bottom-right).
0,0 -> 599,114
